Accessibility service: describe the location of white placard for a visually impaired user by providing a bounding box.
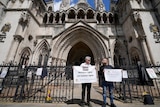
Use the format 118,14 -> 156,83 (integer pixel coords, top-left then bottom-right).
0,67 -> 8,78
122,70 -> 128,78
146,68 -> 157,79
36,68 -> 43,76
104,69 -> 122,82
73,66 -> 97,84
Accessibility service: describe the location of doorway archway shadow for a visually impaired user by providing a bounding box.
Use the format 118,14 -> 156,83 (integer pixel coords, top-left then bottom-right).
67,42 -> 94,66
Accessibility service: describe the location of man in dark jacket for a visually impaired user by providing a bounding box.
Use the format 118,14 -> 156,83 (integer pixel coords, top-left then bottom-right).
99,58 -> 116,107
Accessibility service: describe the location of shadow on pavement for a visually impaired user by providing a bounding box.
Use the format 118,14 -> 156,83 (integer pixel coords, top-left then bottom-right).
65,98 -> 82,106
90,99 -> 103,105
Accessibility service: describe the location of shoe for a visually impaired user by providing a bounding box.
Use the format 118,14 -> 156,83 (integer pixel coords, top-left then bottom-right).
110,103 -> 116,107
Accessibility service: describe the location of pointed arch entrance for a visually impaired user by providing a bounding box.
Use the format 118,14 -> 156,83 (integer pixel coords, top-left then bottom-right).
67,42 -> 94,65
52,23 -> 110,66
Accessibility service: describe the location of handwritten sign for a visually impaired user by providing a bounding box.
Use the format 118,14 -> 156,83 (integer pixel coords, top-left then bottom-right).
73,66 -> 97,84
146,68 -> 157,79
104,69 -> 122,82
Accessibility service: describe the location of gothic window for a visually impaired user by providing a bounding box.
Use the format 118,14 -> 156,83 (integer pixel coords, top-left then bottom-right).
19,50 -> 30,66
87,10 -> 94,19
96,13 -> 101,23
109,13 -> 114,23
55,13 -> 60,23
61,13 -> 65,23
77,10 -> 85,19
68,10 -> 76,19
43,13 -> 48,23
38,46 -> 49,67
103,13 -> 107,23
49,13 -> 54,23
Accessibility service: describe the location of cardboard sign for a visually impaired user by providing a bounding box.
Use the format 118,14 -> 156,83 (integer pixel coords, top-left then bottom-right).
73,66 -> 97,84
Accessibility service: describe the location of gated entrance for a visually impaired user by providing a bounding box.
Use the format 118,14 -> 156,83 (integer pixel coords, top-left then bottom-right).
0,64 -> 73,103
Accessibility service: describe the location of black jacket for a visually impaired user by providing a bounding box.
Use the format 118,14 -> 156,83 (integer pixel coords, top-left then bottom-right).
99,65 -> 113,81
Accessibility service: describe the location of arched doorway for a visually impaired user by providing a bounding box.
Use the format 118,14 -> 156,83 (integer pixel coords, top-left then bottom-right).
67,42 -> 94,65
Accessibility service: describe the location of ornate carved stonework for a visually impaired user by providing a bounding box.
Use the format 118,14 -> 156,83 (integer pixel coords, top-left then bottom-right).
19,12 -> 30,25
1,23 -> 11,34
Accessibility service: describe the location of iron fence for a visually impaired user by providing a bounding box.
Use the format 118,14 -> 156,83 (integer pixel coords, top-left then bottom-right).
114,66 -> 160,103
0,64 -> 160,103
0,64 -> 74,103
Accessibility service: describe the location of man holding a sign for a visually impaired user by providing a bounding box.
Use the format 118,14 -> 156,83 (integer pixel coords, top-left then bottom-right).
99,58 -> 116,107
80,56 -> 92,107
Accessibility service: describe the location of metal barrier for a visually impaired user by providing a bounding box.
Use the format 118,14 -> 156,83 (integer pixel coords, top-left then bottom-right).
114,66 -> 160,103
0,64 -> 74,103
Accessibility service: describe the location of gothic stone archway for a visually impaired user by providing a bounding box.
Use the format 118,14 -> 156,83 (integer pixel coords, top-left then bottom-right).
52,22 -> 109,66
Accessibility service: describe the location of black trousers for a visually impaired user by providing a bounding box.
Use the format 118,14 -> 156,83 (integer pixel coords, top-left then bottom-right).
82,83 -> 91,102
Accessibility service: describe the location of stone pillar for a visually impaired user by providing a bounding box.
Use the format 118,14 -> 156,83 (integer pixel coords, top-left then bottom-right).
139,36 -> 152,66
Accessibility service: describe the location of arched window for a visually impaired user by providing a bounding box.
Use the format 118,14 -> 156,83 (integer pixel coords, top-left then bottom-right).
19,50 -> 30,66
68,10 -> 76,19
77,10 -> 85,19
87,10 -> 94,19
96,13 -> 101,23
43,13 -> 48,23
37,43 -> 50,67
49,13 -> 54,23
61,13 -> 65,23
103,13 -> 107,23
109,13 -> 114,23
55,13 -> 60,23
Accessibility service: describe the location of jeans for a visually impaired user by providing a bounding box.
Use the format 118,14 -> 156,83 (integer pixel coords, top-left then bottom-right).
82,83 -> 91,103
102,81 -> 114,104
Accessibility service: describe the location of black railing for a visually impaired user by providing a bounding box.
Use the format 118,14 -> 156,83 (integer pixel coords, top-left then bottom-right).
114,66 -> 160,103
0,64 -> 160,103
0,64 -> 74,103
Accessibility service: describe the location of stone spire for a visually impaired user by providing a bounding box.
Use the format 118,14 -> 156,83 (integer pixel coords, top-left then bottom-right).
60,0 -> 70,11
96,0 -> 105,12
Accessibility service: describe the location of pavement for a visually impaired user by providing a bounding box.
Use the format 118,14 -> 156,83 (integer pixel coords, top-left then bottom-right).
0,84 -> 160,107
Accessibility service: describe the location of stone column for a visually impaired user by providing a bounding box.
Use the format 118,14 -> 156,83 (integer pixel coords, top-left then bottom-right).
139,36 -> 153,65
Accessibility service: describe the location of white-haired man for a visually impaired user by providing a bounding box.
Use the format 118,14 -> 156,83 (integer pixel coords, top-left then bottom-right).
80,56 -> 92,107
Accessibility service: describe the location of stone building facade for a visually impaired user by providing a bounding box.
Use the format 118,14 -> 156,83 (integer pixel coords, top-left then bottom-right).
0,0 -> 159,68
